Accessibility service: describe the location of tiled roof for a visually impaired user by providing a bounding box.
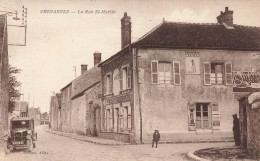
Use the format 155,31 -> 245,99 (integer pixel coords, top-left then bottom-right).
133,22 -> 260,51
71,66 -> 100,99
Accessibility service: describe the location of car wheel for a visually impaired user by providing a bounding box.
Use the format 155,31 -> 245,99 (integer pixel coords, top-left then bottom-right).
4,141 -> 10,154
27,140 -> 33,152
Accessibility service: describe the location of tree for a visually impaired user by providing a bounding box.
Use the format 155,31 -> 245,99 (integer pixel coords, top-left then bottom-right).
9,65 -> 22,113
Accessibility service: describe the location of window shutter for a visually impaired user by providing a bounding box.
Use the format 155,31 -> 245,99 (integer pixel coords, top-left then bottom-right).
104,76 -> 107,95
119,68 -> 123,90
127,106 -> 132,129
104,109 -> 107,130
120,107 -> 124,129
173,61 -> 181,85
151,60 -> 159,84
127,67 -> 131,89
225,62 -> 232,85
204,62 -> 211,85
109,73 -> 113,94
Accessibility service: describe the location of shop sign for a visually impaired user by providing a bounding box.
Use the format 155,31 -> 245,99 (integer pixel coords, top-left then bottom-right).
233,71 -> 260,92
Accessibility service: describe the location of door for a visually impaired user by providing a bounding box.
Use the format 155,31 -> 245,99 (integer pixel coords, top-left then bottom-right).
114,108 -> 119,132
196,103 -> 212,129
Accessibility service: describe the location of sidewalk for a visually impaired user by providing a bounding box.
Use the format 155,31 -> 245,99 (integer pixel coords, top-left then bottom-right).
45,129 -> 129,146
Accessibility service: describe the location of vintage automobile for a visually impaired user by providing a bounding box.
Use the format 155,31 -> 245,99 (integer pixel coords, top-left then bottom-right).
3,117 -> 37,154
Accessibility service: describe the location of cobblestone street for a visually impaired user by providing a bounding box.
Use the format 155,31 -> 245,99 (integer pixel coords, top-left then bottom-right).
1,125 -> 234,161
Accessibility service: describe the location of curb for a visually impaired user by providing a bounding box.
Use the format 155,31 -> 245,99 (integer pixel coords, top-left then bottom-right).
187,150 -> 210,161
46,130 -> 128,146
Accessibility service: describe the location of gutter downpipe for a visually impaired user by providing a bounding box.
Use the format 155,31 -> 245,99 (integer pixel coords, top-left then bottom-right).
133,46 -> 142,143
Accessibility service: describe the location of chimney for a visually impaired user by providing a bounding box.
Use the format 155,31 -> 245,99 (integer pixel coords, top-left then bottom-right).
217,7 -> 234,27
81,64 -> 88,75
93,51 -> 101,66
121,12 -> 131,49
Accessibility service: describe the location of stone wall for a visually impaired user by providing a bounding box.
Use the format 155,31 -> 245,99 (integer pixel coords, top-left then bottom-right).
71,95 -> 86,135
246,92 -> 260,159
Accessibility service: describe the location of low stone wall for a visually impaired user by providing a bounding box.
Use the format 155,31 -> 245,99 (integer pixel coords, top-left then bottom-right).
98,132 -> 130,143
247,92 -> 260,160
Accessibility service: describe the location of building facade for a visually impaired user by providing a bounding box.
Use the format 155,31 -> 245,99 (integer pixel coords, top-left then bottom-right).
28,107 -> 41,126
99,8 -> 260,143
50,93 -> 61,131
60,83 -> 72,132
13,101 -> 29,117
61,53 -> 101,136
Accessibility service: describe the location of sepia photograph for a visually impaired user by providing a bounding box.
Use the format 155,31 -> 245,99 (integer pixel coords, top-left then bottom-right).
0,0 -> 260,160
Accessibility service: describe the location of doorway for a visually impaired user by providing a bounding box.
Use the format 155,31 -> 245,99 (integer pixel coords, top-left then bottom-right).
196,103 -> 212,129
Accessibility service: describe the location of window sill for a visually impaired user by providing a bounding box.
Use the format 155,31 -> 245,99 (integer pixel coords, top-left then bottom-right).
120,89 -> 131,94
104,93 -> 114,97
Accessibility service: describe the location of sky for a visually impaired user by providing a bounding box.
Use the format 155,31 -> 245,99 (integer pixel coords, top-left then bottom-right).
1,0 -> 260,112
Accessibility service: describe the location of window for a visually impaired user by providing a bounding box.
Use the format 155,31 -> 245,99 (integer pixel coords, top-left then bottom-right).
119,106 -> 132,130
196,103 -> 211,129
204,62 -> 232,85
105,109 -> 113,131
151,60 -> 181,85
120,66 -> 131,91
158,62 -> 171,84
210,63 -> 224,84
104,73 -> 113,95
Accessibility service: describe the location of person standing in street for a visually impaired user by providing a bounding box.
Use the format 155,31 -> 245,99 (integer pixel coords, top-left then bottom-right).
152,130 -> 160,148
232,114 -> 240,146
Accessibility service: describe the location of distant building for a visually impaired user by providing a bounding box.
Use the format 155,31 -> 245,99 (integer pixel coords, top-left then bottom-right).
28,107 -> 41,126
13,101 -> 29,117
41,112 -> 50,125
50,93 -> 61,131
98,8 -> 260,143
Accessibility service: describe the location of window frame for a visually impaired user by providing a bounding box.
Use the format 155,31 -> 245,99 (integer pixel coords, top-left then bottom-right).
120,65 -> 131,91
105,72 -> 113,95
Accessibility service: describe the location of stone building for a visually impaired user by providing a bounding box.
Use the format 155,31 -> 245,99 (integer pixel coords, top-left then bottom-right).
60,82 -> 72,132
28,107 -> 41,126
0,14 -> 9,147
98,8 -> 260,143
50,93 -> 61,131
60,53 -> 101,136
13,101 -> 29,117
239,92 -> 260,160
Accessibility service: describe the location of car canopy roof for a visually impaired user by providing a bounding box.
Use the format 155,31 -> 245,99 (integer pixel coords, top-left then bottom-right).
11,117 -> 33,121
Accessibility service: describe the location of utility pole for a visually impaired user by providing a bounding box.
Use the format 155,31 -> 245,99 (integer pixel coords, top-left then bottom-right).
73,66 -> 77,78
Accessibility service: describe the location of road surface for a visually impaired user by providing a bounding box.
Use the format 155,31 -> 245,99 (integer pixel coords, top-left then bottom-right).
2,125 -> 233,161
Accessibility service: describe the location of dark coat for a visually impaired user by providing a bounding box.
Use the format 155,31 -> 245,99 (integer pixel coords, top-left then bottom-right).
153,131 -> 160,141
